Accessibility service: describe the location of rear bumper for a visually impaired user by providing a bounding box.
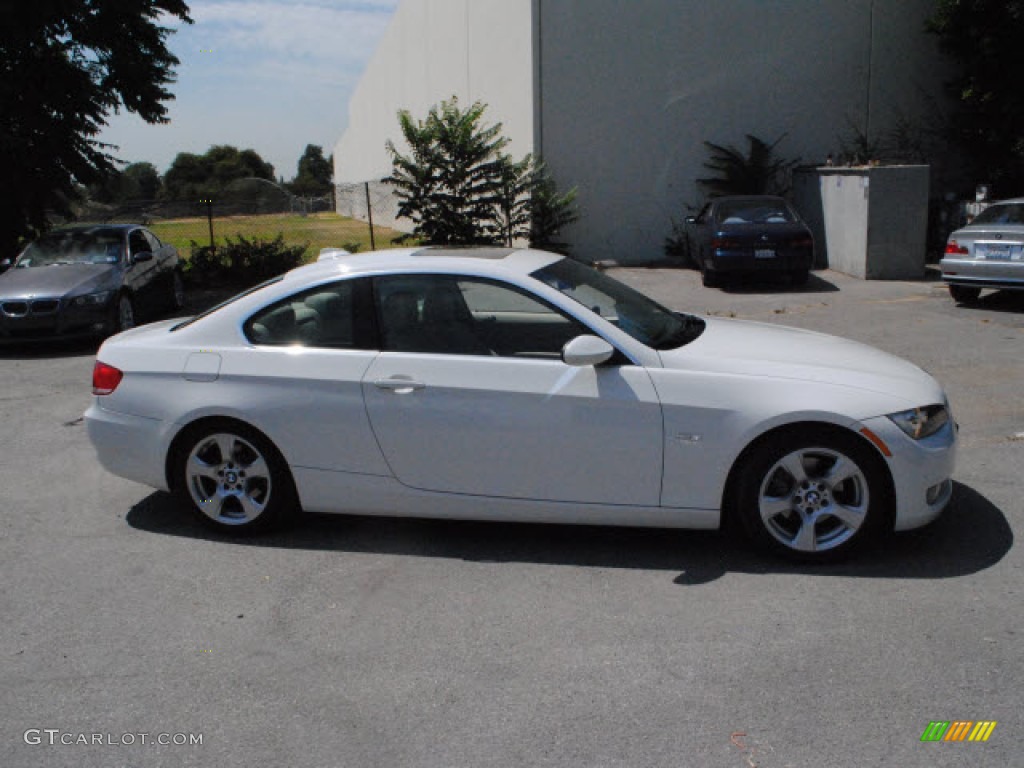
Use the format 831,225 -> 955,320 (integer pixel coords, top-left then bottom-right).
940,256 -> 1024,290
707,248 -> 813,274
85,403 -> 174,491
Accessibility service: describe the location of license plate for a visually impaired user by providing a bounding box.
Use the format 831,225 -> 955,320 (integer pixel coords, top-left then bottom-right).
976,243 -> 1020,260
754,249 -> 776,259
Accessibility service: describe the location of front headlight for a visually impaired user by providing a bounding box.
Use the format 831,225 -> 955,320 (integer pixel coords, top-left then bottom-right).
71,290 -> 115,307
887,405 -> 950,440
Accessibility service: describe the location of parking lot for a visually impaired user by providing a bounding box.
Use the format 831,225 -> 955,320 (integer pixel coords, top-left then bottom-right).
1,266 -> 1021,768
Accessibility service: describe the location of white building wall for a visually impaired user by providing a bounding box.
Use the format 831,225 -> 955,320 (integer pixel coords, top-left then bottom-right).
335,0 -> 947,261
537,0 -> 947,263
333,0 -> 535,230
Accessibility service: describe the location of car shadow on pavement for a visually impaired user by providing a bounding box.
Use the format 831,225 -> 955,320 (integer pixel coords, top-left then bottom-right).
717,271 -> 839,295
0,337 -> 100,359
126,481 -> 1010,585
955,290 -> 1024,314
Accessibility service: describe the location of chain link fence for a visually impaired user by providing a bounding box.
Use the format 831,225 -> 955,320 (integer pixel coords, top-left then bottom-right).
74,179 -> 402,260
334,180 -> 406,249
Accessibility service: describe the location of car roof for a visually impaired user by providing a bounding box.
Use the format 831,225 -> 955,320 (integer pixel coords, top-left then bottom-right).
284,246 -> 564,283
985,197 -> 1024,206
43,224 -> 140,237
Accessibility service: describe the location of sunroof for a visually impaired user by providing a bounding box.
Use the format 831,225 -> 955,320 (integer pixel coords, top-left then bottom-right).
413,246 -> 515,259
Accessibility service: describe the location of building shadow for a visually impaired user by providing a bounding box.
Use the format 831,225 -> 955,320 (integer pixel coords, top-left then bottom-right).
126,481 -> 1010,586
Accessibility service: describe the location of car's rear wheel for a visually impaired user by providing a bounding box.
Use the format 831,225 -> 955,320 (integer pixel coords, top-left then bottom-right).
173,421 -> 297,534
700,260 -> 720,288
949,284 -> 981,304
731,427 -> 890,562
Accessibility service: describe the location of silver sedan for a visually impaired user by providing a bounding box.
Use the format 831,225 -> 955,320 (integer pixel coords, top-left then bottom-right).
940,197 -> 1024,303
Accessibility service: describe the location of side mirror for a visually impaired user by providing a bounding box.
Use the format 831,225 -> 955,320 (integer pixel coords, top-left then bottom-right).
131,251 -> 154,265
562,335 -> 615,367
685,216 -> 696,225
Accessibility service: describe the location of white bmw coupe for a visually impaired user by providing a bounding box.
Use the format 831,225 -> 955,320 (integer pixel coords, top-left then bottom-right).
86,247 -> 956,561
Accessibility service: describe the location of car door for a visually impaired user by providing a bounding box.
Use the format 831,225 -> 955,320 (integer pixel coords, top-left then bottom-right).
142,229 -> 173,301
362,274 -> 664,506
126,228 -> 159,307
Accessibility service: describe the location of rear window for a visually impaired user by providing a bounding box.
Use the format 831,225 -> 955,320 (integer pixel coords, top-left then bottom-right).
717,200 -> 796,224
170,278 -> 283,332
972,203 -> 1024,226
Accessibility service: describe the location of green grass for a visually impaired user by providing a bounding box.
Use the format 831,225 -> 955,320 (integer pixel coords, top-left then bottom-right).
149,212 -> 407,262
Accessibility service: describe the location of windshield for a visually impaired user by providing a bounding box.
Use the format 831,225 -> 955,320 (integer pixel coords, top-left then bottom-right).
972,203 -> 1024,226
532,258 -> 704,350
16,230 -> 125,267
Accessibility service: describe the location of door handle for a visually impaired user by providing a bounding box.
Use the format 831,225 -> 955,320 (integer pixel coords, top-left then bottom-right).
373,377 -> 426,394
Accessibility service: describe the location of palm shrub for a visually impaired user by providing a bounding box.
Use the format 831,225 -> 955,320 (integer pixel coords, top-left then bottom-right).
698,134 -> 799,197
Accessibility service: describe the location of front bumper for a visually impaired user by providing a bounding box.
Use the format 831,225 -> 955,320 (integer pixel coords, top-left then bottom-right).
859,414 -> 957,531
0,298 -> 113,340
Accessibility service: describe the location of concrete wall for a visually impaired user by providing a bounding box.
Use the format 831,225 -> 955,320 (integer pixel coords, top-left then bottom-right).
333,0 -> 534,191
536,0 -> 946,263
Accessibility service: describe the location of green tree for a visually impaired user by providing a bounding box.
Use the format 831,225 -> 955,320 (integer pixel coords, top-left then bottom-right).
386,97 -> 577,249
163,145 -> 275,200
0,0 -> 192,256
928,0 -> 1024,193
697,134 -> 798,198
290,144 -> 333,196
386,97 -> 508,245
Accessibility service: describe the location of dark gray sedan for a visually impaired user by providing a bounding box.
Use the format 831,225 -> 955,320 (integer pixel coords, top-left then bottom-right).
941,197 -> 1024,304
0,225 -> 184,341
684,196 -> 814,288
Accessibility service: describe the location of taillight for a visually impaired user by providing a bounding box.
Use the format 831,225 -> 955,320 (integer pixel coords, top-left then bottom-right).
945,240 -> 969,255
712,237 -> 742,250
92,361 -> 123,395
790,236 -> 813,248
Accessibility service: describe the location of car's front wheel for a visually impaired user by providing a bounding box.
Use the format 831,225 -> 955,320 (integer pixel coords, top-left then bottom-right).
109,293 -> 135,335
731,427 -> 891,562
173,421 -> 297,534
949,284 -> 981,304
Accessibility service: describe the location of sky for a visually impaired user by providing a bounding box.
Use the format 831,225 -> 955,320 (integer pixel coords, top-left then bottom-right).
97,0 -> 400,180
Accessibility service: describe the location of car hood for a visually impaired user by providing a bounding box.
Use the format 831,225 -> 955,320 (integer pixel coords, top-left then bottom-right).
661,316 -> 943,407
0,264 -> 119,298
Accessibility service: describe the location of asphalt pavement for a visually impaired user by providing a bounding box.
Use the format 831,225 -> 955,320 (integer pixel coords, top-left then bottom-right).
1,265 -> 1021,768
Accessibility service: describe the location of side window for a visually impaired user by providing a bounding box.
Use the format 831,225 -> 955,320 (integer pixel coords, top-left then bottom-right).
128,230 -> 150,258
142,230 -> 162,252
244,281 -> 357,348
375,275 -> 588,358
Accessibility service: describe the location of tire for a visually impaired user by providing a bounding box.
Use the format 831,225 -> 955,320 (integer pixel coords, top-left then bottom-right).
110,293 -> 135,335
730,427 -> 891,562
789,268 -> 809,287
173,421 -> 297,534
170,270 -> 186,311
949,284 -> 981,304
700,260 -> 720,288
